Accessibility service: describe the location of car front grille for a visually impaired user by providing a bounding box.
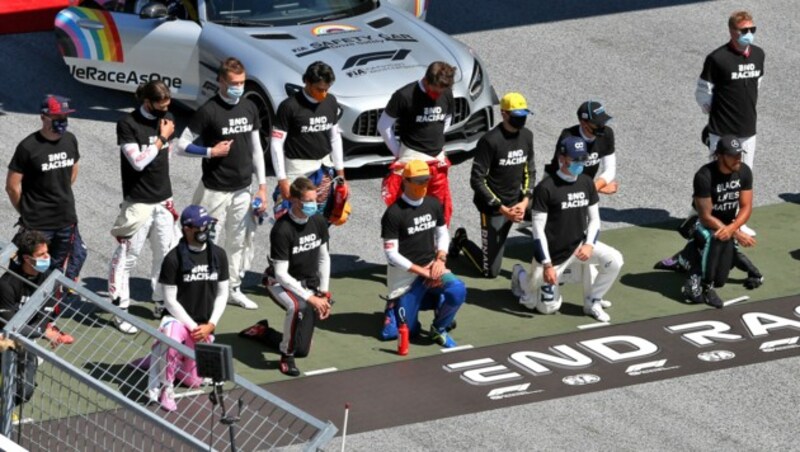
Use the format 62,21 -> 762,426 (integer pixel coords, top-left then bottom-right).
352,97 -> 471,137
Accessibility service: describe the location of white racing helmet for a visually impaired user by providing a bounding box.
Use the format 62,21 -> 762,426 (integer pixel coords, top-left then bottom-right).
536,284 -> 563,314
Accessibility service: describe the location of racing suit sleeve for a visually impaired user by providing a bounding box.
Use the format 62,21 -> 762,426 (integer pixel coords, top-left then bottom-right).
695,78 -> 714,114
270,129 -> 288,181
318,244 -> 330,293
384,239 -> 413,271
469,136 -> 502,207
586,204 -> 600,245
176,127 -> 211,157
329,124 -> 344,171
274,260 -> 314,301
121,143 -> 160,171
378,112 -> 401,157
163,284 -> 199,330
250,130 -> 267,185
532,210 -> 551,264
208,280 -> 228,327
596,153 -> 616,184
435,225 -> 450,254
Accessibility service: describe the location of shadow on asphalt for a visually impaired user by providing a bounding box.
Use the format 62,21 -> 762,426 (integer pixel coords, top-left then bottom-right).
778,193 -> 800,204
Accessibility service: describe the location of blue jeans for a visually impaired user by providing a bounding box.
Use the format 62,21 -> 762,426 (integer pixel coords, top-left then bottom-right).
380,274 -> 466,340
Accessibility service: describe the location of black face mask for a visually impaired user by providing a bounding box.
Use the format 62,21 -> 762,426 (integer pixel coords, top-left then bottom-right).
508,115 -> 527,129
591,125 -> 606,137
151,108 -> 168,119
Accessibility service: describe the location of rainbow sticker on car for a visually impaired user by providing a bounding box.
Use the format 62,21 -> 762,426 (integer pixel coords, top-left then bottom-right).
414,0 -> 428,17
311,24 -> 359,36
54,7 -> 123,62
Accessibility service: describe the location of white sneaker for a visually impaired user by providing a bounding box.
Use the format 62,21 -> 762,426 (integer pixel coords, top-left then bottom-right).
114,315 -> 139,334
229,288 -> 258,310
511,264 -> 526,298
584,299 -> 610,323
599,299 -> 612,309
740,224 -> 756,237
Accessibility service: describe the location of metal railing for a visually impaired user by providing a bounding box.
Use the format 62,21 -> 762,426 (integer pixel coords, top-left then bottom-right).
0,243 -> 336,451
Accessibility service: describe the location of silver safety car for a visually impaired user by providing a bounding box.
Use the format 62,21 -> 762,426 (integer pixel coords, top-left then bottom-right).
55,0 -> 497,167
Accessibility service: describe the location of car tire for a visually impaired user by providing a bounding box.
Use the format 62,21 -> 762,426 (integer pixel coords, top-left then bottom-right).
243,82 -> 275,170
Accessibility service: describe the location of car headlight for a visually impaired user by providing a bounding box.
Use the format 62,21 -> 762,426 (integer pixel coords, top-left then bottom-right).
285,83 -> 302,97
468,59 -> 484,101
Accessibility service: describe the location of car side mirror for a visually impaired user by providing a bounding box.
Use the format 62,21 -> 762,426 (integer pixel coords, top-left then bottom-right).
139,2 -> 169,19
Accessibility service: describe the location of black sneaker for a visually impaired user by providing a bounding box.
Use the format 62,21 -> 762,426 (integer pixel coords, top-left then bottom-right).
703,286 -> 724,309
279,354 -> 301,377
744,274 -> 764,290
448,227 -> 467,259
654,255 -> 682,272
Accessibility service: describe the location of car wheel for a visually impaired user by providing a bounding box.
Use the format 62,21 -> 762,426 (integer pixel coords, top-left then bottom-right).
243,82 -> 274,166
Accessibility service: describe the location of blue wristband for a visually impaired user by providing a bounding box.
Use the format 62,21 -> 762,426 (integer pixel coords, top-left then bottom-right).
186,143 -> 207,156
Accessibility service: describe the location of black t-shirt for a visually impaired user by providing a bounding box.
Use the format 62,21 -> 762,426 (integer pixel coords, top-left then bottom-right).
188,95 -> 260,191
381,196 -> 444,266
693,161 -> 753,225
384,81 -> 454,156
532,174 -> 599,265
116,109 -> 173,203
275,92 -> 339,161
270,214 -> 329,283
0,262 -> 48,337
8,131 -> 80,229
159,242 -> 229,324
544,125 -> 615,180
700,43 -> 765,137
470,124 -> 535,212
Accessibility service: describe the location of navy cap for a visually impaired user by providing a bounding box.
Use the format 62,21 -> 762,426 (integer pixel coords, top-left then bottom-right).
715,135 -> 744,156
559,136 -> 589,161
577,100 -> 611,127
180,205 -> 214,228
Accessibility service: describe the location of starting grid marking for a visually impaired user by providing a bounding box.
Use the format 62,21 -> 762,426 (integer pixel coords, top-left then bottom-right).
305,367 -> 338,376
724,295 -> 750,307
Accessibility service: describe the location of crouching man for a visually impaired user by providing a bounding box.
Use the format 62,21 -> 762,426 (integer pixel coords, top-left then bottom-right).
380,160 -> 466,348
145,205 -> 229,411
260,177 -> 333,377
511,137 -> 623,322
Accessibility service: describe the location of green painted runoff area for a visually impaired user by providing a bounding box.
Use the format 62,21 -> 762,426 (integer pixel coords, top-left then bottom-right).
179,202 -> 798,385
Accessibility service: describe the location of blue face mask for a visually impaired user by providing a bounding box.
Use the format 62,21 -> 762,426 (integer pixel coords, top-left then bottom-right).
568,161 -> 585,176
51,118 -> 68,135
31,256 -> 50,273
301,201 -> 318,217
226,85 -> 244,100
737,32 -> 754,47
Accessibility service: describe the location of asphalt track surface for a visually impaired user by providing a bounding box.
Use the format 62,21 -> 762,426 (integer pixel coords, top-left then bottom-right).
1,0 -> 799,450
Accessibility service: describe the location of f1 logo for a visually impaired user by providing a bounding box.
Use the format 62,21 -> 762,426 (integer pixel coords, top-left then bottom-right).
342,49 -> 411,69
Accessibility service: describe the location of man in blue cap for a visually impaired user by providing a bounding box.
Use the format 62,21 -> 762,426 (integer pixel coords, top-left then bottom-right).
511,136 -> 623,322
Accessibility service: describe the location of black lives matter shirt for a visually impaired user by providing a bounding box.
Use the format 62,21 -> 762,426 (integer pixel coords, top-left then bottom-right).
693,161 -> 753,225
544,125 -> 615,180
9,132 -> 79,229
470,124 -> 535,212
159,243 -> 229,324
270,214 -> 329,284
384,81 -> 454,156
701,43 -> 765,137
116,109 -> 173,203
275,92 -> 339,161
188,95 -> 260,191
381,196 -> 444,266
532,174 -> 599,265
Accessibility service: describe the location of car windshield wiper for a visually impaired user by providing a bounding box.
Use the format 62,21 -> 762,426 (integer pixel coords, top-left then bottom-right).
297,12 -> 350,25
212,17 -> 274,27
